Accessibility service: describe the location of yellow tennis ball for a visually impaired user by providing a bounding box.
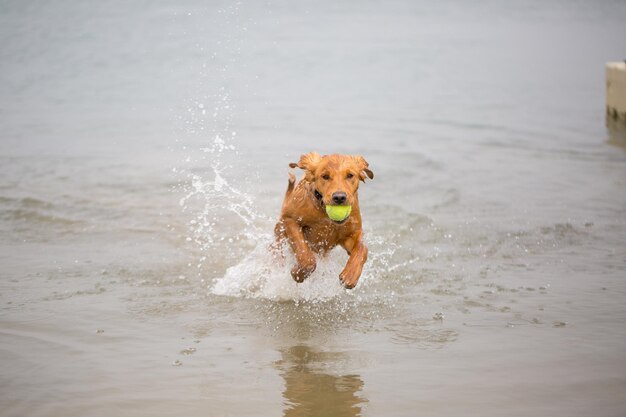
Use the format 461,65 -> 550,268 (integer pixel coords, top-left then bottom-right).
325,205 -> 352,222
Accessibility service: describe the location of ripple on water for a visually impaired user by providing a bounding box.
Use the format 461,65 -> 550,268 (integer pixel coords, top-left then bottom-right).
385,318 -> 459,348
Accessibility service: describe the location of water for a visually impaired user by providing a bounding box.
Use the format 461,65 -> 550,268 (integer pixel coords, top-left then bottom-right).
1,0 -> 626,416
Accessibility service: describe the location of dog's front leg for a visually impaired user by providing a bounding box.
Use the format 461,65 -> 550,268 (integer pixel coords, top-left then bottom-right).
282,218 -> 316,282
339,231 -> 368,289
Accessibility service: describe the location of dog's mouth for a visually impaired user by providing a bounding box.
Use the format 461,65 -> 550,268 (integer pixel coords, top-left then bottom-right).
314,189 -> 351,224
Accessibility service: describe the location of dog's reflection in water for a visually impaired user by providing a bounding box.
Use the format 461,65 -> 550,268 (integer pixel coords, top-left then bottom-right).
276,345 -> 366,417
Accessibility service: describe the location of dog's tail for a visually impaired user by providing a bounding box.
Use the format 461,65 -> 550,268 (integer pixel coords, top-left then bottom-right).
285,172 -> 296,198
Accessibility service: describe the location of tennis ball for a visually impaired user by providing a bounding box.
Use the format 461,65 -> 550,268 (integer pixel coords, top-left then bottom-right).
325,205 -> 352,222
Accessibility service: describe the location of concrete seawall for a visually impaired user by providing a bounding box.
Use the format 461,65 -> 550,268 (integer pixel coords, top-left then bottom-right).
606,62 -> 626,121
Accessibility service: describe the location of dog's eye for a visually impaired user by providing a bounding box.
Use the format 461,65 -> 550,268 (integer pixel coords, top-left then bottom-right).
346,173 -> 354,179
322,174 -> 330,180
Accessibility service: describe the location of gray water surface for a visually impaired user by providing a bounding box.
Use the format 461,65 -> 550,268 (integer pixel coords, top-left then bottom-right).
1,1 -> 626,416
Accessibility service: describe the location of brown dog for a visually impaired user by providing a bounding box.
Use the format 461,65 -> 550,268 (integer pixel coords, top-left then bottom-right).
274,152 -> 374,289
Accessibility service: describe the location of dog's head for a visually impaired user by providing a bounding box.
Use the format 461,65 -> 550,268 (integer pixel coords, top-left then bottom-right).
290,152 -> 374,207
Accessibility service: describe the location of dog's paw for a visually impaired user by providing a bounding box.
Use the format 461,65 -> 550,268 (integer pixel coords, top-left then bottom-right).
291,260 -> 316,283
339,268 -> 360,289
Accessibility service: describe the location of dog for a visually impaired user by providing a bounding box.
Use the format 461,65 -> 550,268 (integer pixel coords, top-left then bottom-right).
274,152 -> 374,289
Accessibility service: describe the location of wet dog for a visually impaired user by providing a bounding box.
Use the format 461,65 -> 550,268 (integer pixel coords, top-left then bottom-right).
274,152 -> 374,289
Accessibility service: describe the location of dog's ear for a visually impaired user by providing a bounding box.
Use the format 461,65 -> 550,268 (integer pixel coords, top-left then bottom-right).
289,152 -> 322,180
353,155 -> 374,182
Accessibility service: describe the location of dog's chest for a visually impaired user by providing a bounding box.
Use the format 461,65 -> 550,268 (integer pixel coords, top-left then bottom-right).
301,220 -> 350,253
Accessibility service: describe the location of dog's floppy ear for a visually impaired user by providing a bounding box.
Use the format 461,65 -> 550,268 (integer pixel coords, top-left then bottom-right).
353,155 -> 374,182
289,152 -> 322,180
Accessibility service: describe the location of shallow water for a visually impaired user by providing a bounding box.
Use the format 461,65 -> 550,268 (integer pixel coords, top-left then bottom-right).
1,1 -> 626,416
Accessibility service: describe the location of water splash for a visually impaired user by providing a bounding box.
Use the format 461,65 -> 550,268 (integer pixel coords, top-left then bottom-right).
177,147 -> 399,301
212,236 -> 349,301
208,224 -> 405,302
177,153 -> 400,301
179,160 -> 265,249
172,2 -> 400,302
173,3 -> 266,267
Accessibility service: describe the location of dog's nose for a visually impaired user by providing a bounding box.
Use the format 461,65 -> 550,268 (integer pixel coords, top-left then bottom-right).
331,192 -> 347,205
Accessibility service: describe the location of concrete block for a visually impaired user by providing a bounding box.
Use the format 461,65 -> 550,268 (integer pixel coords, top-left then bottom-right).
606,61 -> 626,121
